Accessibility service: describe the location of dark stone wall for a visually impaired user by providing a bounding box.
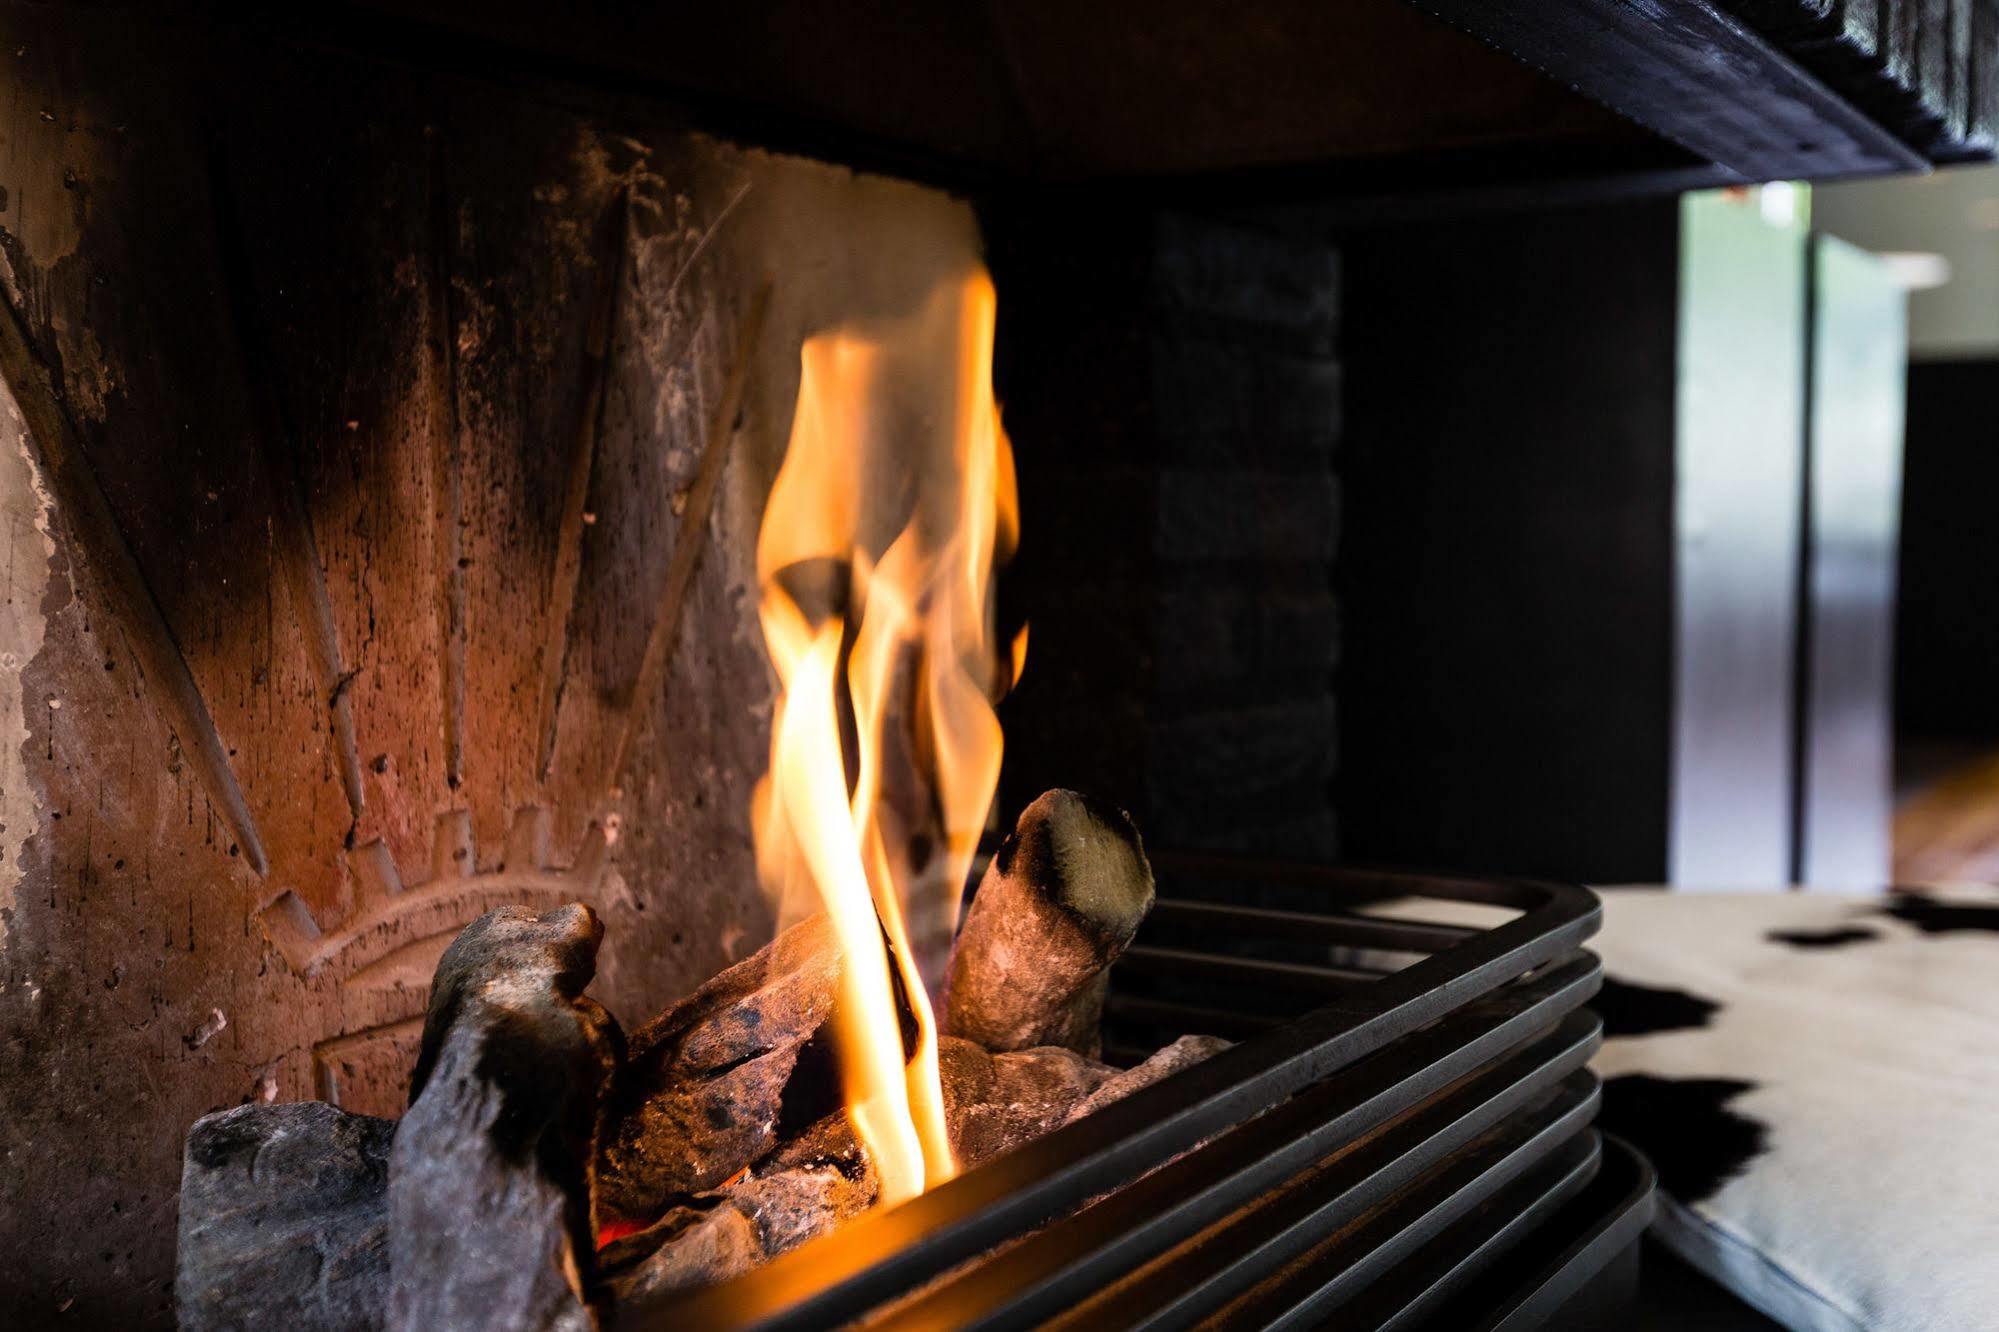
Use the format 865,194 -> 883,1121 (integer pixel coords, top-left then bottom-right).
1336,199 -> 1680,884
986,205 -> 1341,859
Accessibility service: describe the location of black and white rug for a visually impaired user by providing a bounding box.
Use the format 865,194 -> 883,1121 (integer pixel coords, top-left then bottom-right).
1589,886 -> 1999,1332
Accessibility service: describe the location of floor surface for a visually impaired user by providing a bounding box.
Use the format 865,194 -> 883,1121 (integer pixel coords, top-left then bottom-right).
1632,1238 -> 1782,1330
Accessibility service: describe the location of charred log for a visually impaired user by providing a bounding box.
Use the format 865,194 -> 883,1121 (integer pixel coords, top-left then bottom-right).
768,1036 -> 1118,1181
600,1164 -> 872,1303
939,1037 -> 1117,1168
597,913 -> 841,1220
175,1102 -> 394,1332
389,903 -> 622,1332
175,817 -> 1217,1319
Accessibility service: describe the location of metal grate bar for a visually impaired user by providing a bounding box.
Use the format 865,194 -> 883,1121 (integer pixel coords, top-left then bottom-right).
872,961 -> 1600,1331
1145,898 -> 1479,953
1243,1130 -> 1603,1331
1115,945 -> 1382,994
1211,1100 -> 1601,1332
1102,994 -> 1284,1040
623,871 -> 1600,1332
1047,1065 -> 1601,1329
1461,1134 -> 1657,1332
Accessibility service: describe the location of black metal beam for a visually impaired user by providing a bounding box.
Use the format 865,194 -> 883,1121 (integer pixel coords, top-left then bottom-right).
1425,1134 -> 1660,1331
1317,1131 -> 1606,1331
249,0 -> 1969,207
1413,0 -> 1934,179
1194,1102 -> 1606,1331
1147,897 -> 1480,953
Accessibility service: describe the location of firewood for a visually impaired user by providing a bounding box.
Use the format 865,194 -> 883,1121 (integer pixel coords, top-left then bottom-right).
600,1164 -> 872,1303
666,1035 -> 1225,1299
1065,1034 -> 1232,1125
176,1102 -> 394,1332
389,903 -> 622,1332
604,1201 -> 761,1304
945,790 -> 1156,1056
765,1035 -> 1120,1183
624,911 -> 840,1075
177,892 -> 1230,1319
939,1036 -> 1118,1168
597,913 -> 842,1220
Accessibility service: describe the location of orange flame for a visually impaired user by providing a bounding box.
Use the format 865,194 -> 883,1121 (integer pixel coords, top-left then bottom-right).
752,267 -> 1021,1207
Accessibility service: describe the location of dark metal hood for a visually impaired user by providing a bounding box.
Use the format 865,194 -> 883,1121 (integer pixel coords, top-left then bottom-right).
292,0 -> 1991,196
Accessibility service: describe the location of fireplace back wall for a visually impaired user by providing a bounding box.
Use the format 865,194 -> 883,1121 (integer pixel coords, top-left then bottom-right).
0,11 -> 1036,1323
0,10 -> 1350,1325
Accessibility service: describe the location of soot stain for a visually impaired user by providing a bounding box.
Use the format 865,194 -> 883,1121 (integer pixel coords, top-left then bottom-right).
1599,1075 -> 1769,1204
773,1029 -> 842,1141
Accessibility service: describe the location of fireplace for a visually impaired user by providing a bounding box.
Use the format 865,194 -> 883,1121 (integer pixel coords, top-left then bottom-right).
1,2 -> 1990,1327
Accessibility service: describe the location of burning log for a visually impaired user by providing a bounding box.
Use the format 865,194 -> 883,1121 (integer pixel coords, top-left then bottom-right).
200,988 -> 1160,1327
176,1102 -> 394,1332
597,913 -> 841,1220
389,903 -> 621,1332
768,1036 -> 1124,1181
175,793 -> 1220,1321
598,1034 -> 1233,1302
945,790 -> 1156,1056
175,903 -> 621,1331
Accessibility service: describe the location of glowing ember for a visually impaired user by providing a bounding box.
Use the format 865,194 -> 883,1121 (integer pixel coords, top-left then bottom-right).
752,266 -> 1021,1207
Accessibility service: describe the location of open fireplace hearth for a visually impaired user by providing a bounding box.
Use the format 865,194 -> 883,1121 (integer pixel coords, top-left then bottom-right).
176,802 -> 1646,1332
5,1 -> 1978,1326
644,857 -> 1649,1332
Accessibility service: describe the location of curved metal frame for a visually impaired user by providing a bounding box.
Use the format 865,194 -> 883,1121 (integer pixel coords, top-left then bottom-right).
620,867 -> 1603,1331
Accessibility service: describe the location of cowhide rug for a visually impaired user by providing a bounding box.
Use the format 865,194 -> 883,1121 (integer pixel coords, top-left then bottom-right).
1589,886 -> 1999,1332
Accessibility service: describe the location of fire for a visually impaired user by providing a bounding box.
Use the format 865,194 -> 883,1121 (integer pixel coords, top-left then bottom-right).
751,266 -> 1021,1207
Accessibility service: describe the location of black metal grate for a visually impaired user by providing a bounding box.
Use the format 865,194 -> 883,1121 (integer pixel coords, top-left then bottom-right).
620,860 -> 1653,1331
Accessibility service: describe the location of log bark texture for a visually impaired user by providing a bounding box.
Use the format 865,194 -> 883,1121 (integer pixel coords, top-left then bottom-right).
1064,1034 -> 1231,1125
767,1036 -> 1119,1181
600,1165 -> 871,1303
389,904 -> 620,1332
945,790 -> 1155,1055
175,1102 -> 394,1332
597,913 -> 841,1220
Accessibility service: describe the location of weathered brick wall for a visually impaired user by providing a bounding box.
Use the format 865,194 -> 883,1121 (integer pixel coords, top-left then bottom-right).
988,206 -> 1340,858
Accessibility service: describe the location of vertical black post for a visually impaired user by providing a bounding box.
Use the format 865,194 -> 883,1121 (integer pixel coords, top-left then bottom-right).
1789,232 -> 1821,886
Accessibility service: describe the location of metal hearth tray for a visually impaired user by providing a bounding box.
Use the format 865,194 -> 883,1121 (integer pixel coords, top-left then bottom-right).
621,860 -> 1624,1331
1452,1133 -> 1658,1332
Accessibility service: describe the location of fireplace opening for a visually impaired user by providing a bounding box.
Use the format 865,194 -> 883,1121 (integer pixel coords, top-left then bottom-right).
2,3 -> 1990,1329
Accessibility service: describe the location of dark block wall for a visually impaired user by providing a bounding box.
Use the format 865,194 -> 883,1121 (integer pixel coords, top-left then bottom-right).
1337,200 -> 1679,883
986,205 -> 1341,858
1896,357 -> 1999,740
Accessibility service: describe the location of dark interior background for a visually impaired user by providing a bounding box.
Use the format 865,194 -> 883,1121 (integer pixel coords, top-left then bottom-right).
1896,358 -> 1999,743
1336,200 -> 1680,884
